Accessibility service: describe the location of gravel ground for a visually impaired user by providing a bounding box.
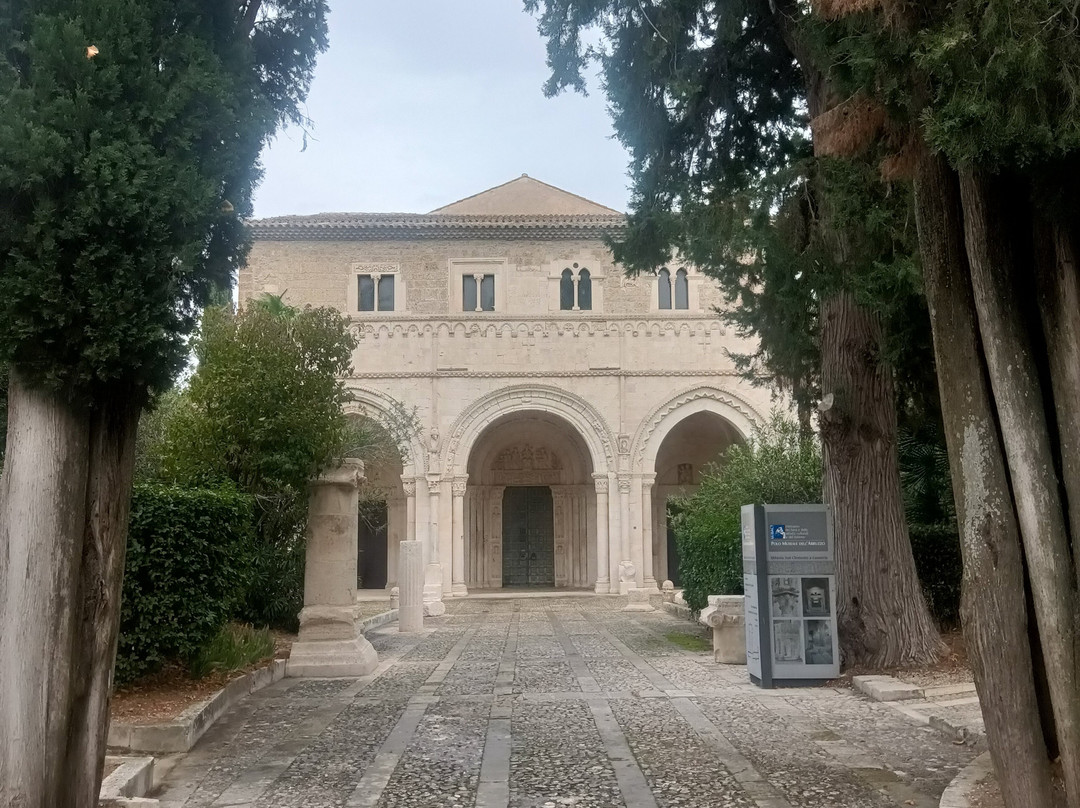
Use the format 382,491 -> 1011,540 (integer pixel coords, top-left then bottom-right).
154,597 -> 979,808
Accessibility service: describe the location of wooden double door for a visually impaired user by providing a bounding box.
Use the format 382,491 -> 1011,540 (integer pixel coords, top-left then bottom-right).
501,486 -> 554,587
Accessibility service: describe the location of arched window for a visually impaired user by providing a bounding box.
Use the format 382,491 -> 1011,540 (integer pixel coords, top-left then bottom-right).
560,268 -> 574,310
674,268 -> 689,310
577,268 -> 592,310
658,268 -> 672,309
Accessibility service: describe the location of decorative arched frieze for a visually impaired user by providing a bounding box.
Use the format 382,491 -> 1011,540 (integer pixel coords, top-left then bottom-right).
344,386 -> 425,476
630,385 -> 766,474
443,384 -> 617,476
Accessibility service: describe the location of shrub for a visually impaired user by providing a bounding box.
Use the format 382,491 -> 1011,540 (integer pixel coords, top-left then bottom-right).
115,484 -> 255,685
672,414 -> 822,612
188,623 -> 275,680
909,522 -> 963,627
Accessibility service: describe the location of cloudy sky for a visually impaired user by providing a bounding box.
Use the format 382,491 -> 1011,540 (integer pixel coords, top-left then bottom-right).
252,1 -> 632,218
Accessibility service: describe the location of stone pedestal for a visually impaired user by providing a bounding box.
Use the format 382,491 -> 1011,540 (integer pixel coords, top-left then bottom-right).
398,540 -> 424,633
287,459 -> 379,677
622,588 -> 655,612
699,595 -> 746,664
661,580 -> 676,602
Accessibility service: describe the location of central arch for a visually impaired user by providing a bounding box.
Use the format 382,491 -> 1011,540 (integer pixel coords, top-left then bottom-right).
443,384 -> 616,476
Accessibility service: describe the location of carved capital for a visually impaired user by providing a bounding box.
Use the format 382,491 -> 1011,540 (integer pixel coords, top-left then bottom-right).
592,473 -> 609,494
426,476 -> 441,495
452,476 -> 468,497
640,473 -> 657,492
617,477 -> 632,495
401,478 -> 417,497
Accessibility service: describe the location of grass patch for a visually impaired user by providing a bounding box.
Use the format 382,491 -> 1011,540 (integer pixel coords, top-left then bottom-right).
189,622 -> 274,679
665,631 -> 711,653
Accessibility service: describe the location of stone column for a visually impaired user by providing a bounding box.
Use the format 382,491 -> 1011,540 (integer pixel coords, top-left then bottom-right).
641,474 -> 658,591
424,475 -> 446,615
288,459 -> 378,677
593,473 -> 610,594
402,477 -> 417,541
451,475 -> 469,597
617,476 -> 635,595
398,540 -> 424,633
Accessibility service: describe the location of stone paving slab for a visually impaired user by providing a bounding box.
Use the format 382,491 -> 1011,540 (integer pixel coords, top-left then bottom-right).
154,597 -> 978,808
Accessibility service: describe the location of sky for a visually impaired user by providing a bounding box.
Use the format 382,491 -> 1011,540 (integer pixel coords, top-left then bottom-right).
252,1 -> 632,218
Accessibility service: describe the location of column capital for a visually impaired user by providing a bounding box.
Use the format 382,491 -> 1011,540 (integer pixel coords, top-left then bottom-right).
451,475 -> 469,497
617,477 -> 632,495
640,473 -> 657,488
401,477 -> 417,497
426,475 -> 441,495
592,472 -> 610,494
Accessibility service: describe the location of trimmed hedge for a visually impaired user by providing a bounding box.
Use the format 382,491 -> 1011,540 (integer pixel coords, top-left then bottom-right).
115,484 -> 255,685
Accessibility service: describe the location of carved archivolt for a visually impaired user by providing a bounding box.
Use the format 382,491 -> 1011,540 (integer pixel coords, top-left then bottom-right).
630,385 -> 766,471
344,387 -> 425,475
443,384 -> 616,475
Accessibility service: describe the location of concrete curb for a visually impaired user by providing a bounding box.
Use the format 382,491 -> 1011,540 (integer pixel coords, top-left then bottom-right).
360,609 -> 398,632
99,755 -> 158,807
661,600 -> 692,621
852,674 -> 925,702
939,751 -> 993,808
108,659 -> 287,753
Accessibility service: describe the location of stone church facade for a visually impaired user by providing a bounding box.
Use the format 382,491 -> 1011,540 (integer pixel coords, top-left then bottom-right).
241,176 -> 773,611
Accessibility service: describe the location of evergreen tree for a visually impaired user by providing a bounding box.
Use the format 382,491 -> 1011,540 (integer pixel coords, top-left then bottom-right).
0,2 -> 327,804
814,2 -> 1080,803
527,0 -> 943,666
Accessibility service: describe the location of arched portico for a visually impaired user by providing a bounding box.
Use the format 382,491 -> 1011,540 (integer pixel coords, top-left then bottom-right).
442,385 -> 619,594
631,387 -> 764,588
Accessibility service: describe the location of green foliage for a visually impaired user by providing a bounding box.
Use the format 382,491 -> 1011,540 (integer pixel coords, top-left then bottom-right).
0,1 -> 328,398
665,631 -> 712,653
672,414 -> 822,612
145,300 -> 366,628
116,484 -> 254,685
188,623 -> 275,680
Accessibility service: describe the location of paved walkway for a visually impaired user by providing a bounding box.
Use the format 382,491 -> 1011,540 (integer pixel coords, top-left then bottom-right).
155,598 -> 977,808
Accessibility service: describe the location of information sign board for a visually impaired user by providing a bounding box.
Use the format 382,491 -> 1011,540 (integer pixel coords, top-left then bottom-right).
741,504 -> 840,687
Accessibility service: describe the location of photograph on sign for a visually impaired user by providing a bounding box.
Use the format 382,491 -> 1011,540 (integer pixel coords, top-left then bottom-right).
805,620 -> 834,665
801,577 -> 831,617
770,576 -> 800,617
772,620 -> 803,663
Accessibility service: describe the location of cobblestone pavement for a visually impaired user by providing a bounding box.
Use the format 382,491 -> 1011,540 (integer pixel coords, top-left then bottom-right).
155,598 -> 977,808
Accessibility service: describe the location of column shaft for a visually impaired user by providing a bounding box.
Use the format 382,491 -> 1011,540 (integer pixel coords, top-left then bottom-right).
593,474 -> 610,594
452,476 -> 468,596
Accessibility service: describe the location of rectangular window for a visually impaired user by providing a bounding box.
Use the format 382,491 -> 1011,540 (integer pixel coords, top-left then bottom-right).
463,274 -> 495,311
358,273 -> 395,312
358,274 -> 376,311
377,274 -> 395,311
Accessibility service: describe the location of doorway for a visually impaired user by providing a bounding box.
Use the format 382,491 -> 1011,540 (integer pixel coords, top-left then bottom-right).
501,486 -> 554,586
357,500 -> 388,590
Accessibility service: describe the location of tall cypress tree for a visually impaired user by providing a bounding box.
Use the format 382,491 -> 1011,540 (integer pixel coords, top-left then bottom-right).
0,2 -> 327,805
527,0 -> 943,667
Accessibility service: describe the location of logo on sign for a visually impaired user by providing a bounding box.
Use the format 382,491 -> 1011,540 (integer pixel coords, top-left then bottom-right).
770,524 -> 786,541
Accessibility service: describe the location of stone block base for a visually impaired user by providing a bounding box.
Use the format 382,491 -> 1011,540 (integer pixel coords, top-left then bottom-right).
700,595 -> 746,665
622,589 -> 655,612
711,625 -> 747,664
287,634 -> 378,678
424,601 -> 447,617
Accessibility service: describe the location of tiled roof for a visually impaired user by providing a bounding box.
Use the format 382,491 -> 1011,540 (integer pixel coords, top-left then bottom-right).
247,212 -> 627,241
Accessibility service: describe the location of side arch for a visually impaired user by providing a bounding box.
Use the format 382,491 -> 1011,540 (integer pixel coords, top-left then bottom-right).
631,386 -> 766,474
443,384 -> 617,476
345,385 -> 425,477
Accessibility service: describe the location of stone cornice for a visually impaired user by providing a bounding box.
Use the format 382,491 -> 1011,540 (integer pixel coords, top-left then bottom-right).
347,369 -> 742,380
248,212 -> 626,241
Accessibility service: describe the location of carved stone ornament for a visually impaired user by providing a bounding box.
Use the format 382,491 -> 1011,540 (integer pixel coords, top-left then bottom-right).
617,434 -> 631,454
619,561 -> 637,582
452,477 -> 468,497
401,479 -> 416,497
617,477 -> 632,495
427,476 -> 441,495
593,474 -> 609,494
492,443 -> 562,471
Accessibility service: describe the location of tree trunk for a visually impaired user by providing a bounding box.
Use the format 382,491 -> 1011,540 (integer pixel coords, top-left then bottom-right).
819,292 -> 943,667
914,154 -> 1054,807
960,168 -> 1080,806
0,367 -> 141,807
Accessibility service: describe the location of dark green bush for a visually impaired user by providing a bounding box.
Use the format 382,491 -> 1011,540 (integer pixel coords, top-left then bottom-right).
909,522 -> 963,627
115,484 -> 255,685
672,414 -> 822,612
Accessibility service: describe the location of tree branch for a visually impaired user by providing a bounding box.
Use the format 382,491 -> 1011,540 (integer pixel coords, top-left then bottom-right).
239,0 -> 262,38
